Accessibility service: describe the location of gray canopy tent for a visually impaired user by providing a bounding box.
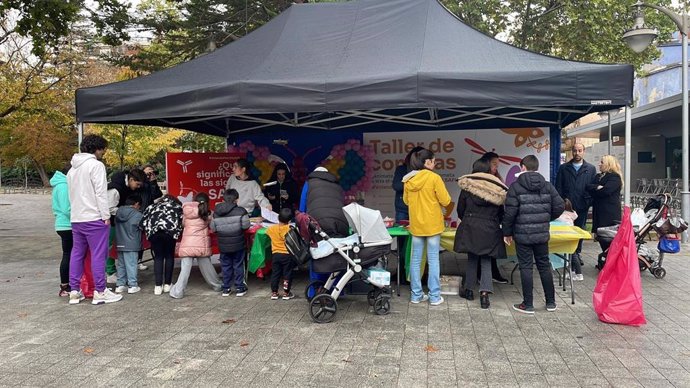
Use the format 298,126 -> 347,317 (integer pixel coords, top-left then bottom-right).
75,0 -> 634,178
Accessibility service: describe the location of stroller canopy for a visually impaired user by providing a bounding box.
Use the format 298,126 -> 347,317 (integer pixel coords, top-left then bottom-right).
343,203 -> 392,244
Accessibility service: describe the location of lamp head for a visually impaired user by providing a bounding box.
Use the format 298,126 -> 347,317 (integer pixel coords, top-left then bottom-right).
622,3 -> 658,53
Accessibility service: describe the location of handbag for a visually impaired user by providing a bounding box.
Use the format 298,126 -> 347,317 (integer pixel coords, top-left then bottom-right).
658,236 -> 681,254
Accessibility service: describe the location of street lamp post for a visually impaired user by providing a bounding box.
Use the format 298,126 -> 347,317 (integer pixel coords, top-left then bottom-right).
623,1 -> 689,241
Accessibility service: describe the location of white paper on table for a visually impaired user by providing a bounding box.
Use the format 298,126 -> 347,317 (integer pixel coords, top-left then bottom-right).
261,207 -> 279,224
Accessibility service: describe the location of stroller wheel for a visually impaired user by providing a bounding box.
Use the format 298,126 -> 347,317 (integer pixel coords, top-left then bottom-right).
653,267 -> 666,279
373,296 -> 391,315
309,294 -> 337,323
367,289 -> 383,306
305,280 -> 327,302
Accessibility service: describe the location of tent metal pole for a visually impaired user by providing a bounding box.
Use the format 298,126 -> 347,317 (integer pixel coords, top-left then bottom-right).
77,122 -> 83,148
624,106 -> 631,207
607,113 -> 612,155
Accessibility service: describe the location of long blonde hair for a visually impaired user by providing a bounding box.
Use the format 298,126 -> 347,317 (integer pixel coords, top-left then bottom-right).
600,155 -> 624,188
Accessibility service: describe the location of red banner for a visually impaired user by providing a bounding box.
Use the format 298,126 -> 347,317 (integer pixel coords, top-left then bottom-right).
166,152 -> 245,207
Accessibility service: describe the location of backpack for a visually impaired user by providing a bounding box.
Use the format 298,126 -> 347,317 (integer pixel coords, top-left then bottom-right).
285,225 -> 311,265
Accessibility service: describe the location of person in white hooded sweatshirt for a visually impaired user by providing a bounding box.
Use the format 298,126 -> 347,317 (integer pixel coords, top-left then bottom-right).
67,134 -> 122,305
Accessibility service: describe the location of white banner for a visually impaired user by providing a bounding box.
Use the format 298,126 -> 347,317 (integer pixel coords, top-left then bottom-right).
363,128 -> 551,220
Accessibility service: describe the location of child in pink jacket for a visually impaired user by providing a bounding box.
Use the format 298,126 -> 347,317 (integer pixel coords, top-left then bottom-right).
169,192 -> 222,298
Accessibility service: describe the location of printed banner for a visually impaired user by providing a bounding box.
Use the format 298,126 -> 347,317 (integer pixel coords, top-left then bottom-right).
166,152 -> 245,207
363,128 -> 551,219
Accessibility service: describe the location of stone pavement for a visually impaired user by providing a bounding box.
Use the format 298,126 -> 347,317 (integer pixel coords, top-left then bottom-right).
2,194 -> 690,387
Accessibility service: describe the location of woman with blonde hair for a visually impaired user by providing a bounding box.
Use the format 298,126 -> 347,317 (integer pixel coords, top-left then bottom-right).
587,155 -> 623,252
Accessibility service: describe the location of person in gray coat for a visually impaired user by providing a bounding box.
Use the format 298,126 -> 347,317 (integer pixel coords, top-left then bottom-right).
115,194 -> 143,294
210,189 -> 251,296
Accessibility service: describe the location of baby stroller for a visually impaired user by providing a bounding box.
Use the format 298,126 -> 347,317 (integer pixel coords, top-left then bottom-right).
595,193 -> 670,278
300,203 -> 393,323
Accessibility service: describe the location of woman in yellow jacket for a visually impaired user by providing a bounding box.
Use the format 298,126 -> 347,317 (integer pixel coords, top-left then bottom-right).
403,148 -> 452,305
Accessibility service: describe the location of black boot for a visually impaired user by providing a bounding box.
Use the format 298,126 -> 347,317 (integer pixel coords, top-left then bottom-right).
480,292 -> 490,309
460,289 -> 474,300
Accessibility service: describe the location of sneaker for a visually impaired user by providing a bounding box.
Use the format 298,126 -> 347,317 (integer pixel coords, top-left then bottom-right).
69,290 -> 85,305
154,286 -> 163,295
222,289 -> 231,297
411,294 -> 429,304
512,303 -> 535,314
236,289 -> 247,297
546,302 -> 557,312
115,286 -> 126,293
271,292 -> 279,300
430,296 -> 445,306
492,276 -> 509,284
566,272 -> 584,282
127,286 -> 141,294
92,289 -> 123,305
106,274 -> 117,284
163,284 -> 171,293
576,274 -> 584,281
59,284 -> 71,297
138,263 -> 148,271
282,291 -> 295,300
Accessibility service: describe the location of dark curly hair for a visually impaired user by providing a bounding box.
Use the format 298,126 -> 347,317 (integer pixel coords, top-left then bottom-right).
80,134 -> 108,154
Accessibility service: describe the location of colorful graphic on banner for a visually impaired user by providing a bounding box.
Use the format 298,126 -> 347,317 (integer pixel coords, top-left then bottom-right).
166,152 -> 245,207
363,128 -> 550,219
320,139 -> 375,198
226,141 -> 278,184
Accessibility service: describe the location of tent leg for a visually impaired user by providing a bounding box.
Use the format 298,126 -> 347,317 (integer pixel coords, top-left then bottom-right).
77,122 -> 83,149
624,106 -> 631,207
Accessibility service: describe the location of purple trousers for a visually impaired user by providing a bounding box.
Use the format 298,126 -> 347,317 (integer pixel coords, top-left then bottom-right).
69,220 -> 109,292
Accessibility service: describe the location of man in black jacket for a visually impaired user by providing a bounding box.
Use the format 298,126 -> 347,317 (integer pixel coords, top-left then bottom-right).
503,155 -> 565,314
555,143 -> 596,266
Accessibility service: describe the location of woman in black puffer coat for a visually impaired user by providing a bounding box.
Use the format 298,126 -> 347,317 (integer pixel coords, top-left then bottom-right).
454,159 -> 508,309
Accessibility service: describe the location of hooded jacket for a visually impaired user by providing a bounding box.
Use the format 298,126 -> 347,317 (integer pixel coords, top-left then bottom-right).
402,169 -> 452,236
225,175 -> 270,214
141,197 -> 183,239
50,171 -> 71,231
67,153 -> 109,223
178,201 -> 212,258
453,173 -> 507,257
210,201 -> 250,253
115,206 -> 143,252
503,172 -> 565,245
306,170 -> 349,238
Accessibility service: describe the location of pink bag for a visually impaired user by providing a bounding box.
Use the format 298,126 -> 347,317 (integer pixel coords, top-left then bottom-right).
592,207 -> 646,326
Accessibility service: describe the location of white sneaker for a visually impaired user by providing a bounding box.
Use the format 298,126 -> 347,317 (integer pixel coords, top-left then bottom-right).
69,290 -> 85,305
411,294 -> 429,304
106,274 -> 117,284
128,286 -> 141,294
138,263 -> 148,270
115,286 -> 126,293
576,274 -> 584,281
430,296 -> 445,306
92,288 -> 123,305
163,284 -> 171,293
566,272 -> 584,281
154,286 -> 163,295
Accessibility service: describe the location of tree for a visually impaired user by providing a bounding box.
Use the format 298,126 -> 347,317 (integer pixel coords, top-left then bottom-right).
0,0 -> 130,58
444,0 -> 679,71
90,123 -> 185,170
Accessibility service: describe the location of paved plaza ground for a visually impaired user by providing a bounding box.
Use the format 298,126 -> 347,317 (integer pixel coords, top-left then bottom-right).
2,194 -> 690,387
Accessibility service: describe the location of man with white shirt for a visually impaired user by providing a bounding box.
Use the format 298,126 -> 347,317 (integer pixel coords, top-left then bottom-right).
555,143 -> 597,276
67,134 -> 122,305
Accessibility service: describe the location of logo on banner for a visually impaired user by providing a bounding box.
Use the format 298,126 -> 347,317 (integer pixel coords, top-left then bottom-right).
176,159 -> 193,173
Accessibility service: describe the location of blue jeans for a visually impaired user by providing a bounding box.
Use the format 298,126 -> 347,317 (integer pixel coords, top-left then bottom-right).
116,251 -> 138,287
220,250 -> 246,291
410,234 -> 441,303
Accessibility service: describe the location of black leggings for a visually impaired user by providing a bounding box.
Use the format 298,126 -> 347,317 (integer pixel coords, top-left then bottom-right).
149,232 -> 176,286
57,230 -> 72,284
